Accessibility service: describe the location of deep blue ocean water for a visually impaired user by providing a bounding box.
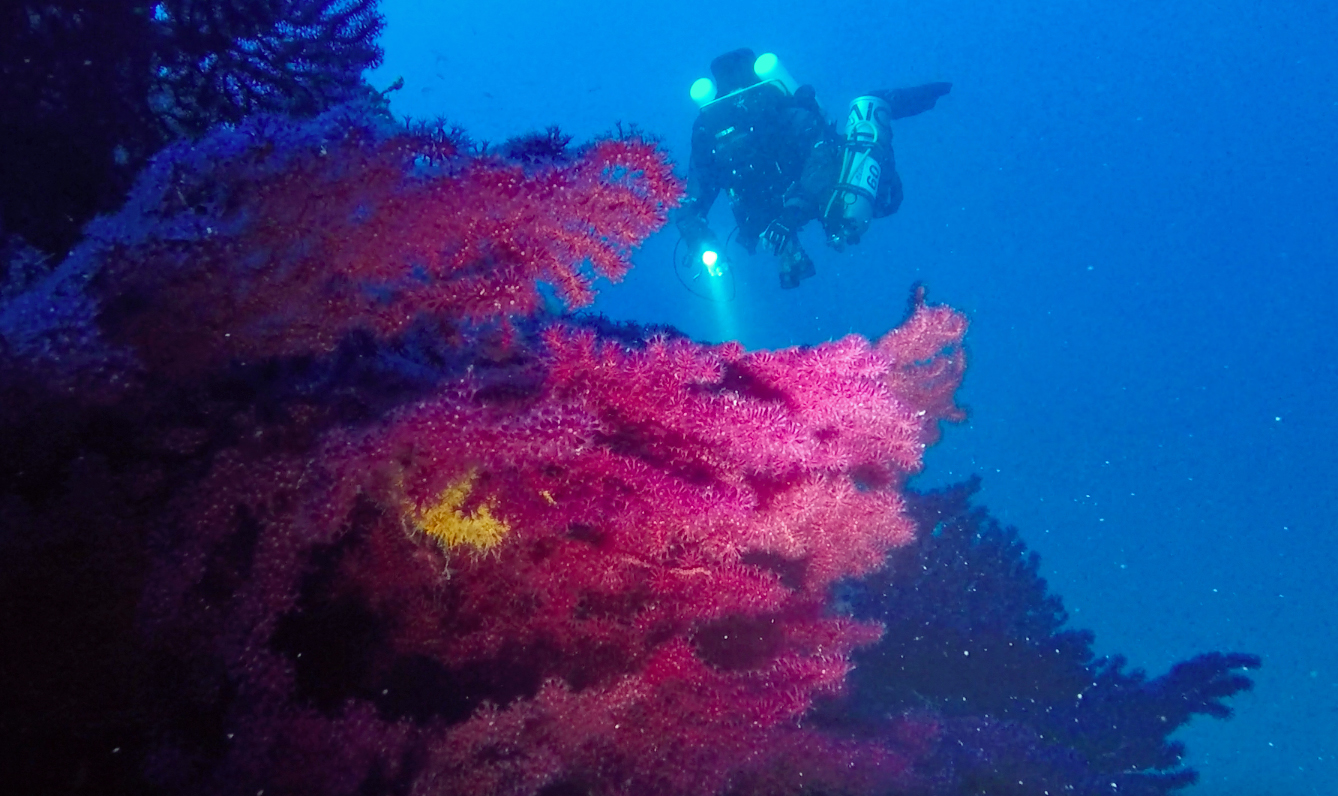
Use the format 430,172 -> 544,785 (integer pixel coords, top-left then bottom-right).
368,2 -> 1337,793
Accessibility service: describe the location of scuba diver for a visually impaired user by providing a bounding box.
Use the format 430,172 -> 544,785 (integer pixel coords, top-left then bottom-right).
673,48 -> 951,289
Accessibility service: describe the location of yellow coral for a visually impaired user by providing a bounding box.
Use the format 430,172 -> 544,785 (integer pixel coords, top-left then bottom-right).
414,470 -> 509,551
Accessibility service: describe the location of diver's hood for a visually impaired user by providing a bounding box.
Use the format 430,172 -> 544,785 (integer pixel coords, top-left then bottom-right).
710,48 -> 760,95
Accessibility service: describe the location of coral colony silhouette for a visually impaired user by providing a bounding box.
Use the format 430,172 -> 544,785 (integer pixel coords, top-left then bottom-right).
1,4 -> 1256,795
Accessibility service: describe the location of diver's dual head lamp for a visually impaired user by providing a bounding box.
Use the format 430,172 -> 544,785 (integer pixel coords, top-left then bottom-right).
689,77 -> 717,106
689,52 -> 798,109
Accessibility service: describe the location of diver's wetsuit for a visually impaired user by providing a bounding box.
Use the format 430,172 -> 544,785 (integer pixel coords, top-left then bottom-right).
674,81 -> 832,255
673,63 -> 950,288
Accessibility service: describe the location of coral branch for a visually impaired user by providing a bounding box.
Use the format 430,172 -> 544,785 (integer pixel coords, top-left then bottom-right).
90,105 -> 679,376
0,101 -> 1252,796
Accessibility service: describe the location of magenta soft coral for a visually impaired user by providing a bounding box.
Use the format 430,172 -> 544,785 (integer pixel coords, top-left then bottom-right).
133,306 -> 967,793
23,106 -> 970,795
91,108 -> 679,377
276,293 -> 967,793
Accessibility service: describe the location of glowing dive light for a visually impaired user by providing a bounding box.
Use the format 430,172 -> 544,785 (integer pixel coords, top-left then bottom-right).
700,248 -> 724,278
690,77 -> 717,107
752,52 -> 798,95
690,53 -> 796,109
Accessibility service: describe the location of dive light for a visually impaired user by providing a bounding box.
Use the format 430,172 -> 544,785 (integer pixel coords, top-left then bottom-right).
689,52 -> 797,109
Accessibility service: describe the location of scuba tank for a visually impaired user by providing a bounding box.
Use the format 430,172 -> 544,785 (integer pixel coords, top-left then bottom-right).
822,94 -> 893,249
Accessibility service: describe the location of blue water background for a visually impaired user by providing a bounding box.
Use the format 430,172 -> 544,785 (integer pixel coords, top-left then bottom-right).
367,1 -> 1338,792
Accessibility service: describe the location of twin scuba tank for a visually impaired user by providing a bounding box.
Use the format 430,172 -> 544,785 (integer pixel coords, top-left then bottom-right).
823,94 -> 893,249
689,54 -> 894,252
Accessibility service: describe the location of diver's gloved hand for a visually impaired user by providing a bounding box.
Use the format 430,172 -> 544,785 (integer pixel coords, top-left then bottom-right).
762,219 -> 794,258
777,241 -> 815,289
764,220 -> 816,289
